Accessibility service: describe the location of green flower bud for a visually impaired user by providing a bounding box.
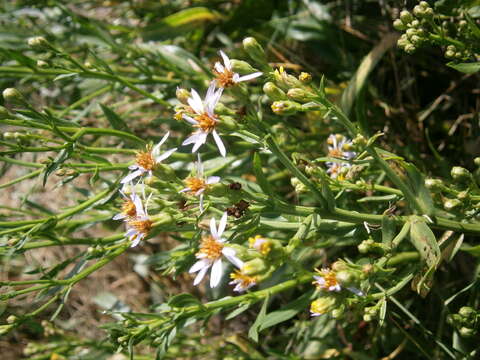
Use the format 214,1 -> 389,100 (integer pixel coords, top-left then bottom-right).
27,36 -> 51,50
457,191 -> 469,200
6,315 -> 18,324
459,327 -> 476,338
406,28 -> 417,38
404,44 -> 416,53
310,296 -> 336,316
3,88 -> 25,104
393,19 -> 407,31
271,100 -> 301,115
298,72 -> 312,83
399,10 -> 414,24
242,258 -> 268,276
291,177 -> 307,193
263,82 -> 287,101
243,37 -> 268,66
474,157 -> 480,167
444,198 -> 461,211
175,87 -> 190,104
410,35 -> 422,45
336,270 -> 355,285
36,59 -> 48,68
331,307 -> 344,319
331,260 -> 348,272
273,68 -> 303,89
411,19 -> 421,28
451,166 -> 471,181
459,306 -> 476,320
413,5 -> 425,17
419,1 -> 429,9
230,59 -> 258,75
425,178 -> 443,192
3,132 -> 14,139
445,50 -> 455,59
363,314 -> 374,322
286,88 -> 314,103
0,324 -> 15,335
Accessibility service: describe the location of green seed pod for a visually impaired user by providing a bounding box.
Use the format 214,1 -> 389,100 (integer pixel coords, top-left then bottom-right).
271,100 -> 302,115
400,10 -> 414,25
451,166 -> 471,181
444,198 -> 461,211
243,37 -> 268,66
393,19 -> 407,31
263,82 -> 287,101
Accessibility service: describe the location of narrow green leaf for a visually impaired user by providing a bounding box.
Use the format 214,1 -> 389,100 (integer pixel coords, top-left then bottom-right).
100,104 -> 131,133
447,61 -> 480,74
402,162 -> 435,217
248,295 -> 269,342
226,303 -> 250,320
252,152 -> 275,197
381,215 -> 396,245
409,216 -> 440,268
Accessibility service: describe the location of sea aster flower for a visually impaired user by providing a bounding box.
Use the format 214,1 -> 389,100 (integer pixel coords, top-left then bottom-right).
189,212 -> 243,288
121,132 -> 177,184
179,154 -> 220,211
122,192 -> 153,247
229,269 -> 257,292
248,235 -> 272,256
213,50 -> 262,89
325,134 -> 356,180
310,297 -> 336,317
182,83 -> 226,157
313,268 -> 364,296
112,188 -> 143,221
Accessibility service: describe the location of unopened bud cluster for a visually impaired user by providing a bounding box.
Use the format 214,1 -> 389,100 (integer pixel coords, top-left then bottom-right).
447,306 -> 479,338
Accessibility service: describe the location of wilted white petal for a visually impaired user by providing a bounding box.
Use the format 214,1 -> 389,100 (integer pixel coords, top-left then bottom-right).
189,259 -> 210,273
222,247 -> 243,268
237,72 -> 263,82
206,176 -> 220,185
210,259 -> 223,288
191,132 -> 208,153
193,265 -> 209,286
155,147 -> 177,162
217,212 -> 228,237
121,169 -> 143,184
210,217 -> 218,238
219,50 -> 231,70
212,130 -> 226,157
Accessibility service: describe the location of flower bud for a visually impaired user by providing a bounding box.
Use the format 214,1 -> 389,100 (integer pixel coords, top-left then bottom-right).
443,199 -> 461,211
335,270 -> 354,285
399,10 -> 414,24
298,72 -> 312,83
6,315 -> 18,324
230,59 -> 258,74
474,157 -> 480,167
331,307 -> 344,319
406,28 -> 417,38
286,88 -> 314,103
242,258 -> 268,276
425,178 -> 443,191
4,132 -> 14,139
175,87 -> 190,104
458,306 -> 476,320
271,100 -> 301,115
273,68 -> 303,89
445,50 -> 455,59
243,37 -> 268,66
404,44 -> 416,54
331,260 -> 348,272
27,36 -> 51,50
411,20 -> 420,28
263,82 -> 287,101
291,177 -> 307,193
393,19 -> 407,31
451,166 -> 471,182
459,327 -> 476,338
0,324 -> 14,335
36,60 -> 48,68
3,88 -> 25,104
310,297 -> 336,316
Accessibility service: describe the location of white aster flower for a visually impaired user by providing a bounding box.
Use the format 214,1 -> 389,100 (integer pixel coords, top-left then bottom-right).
112,187 -> 144,221
325,134 -> 356,180
182,83 -> 226,157
121,132 -> 177,184
179,154 -> 220,212
313,268 -> 364,296
123,193 -> 153,247
229,269 -> 257,292
189,212 -> 243,288
213,50 -> 262,89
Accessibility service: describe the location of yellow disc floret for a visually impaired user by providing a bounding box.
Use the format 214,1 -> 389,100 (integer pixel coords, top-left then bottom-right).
198,235 -> 224,260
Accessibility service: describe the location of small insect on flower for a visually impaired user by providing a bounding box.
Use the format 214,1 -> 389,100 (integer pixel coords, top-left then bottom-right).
123,192 -> 153,247
179,154 -> 220,212
229,269 -> 257,292
213,50 -> 262,89
182,83 -> 226,157
121,132 -> 177,184
189,212 -> 243,288
313,268 -> 342,292
248,235 -> 272,256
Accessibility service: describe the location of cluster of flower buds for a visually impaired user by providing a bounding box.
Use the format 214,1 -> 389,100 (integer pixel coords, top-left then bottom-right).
447,306 -> 479,338
394,5 -> 431,54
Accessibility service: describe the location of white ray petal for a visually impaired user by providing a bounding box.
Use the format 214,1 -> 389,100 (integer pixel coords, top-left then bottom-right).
179,187 -> 191,193
183,115 -> 198,125
191,132 -> 208,153
206,176 -> 220,184
182,133 -> 201,146
210,217 -> 217,238
212,130 -> 226,157
189,259 -> 209,273
193,265 -> 209,286
214,62 -> 224,73
130,236 -> 142,248
195,188 -> 205,196
199,193 -> 204,212
188,89 -> 204,114
113,213 -> 126,220
121,169 -> 143,184
222,247 -> 243,268
128,165 -> 139,170
210,259 -> 223,288
237,72 -> 263,82
347,286 -> 365,296
155,147 -> 177,162
133,194 -> 145,217
217,212 -> 228,238
219,50 -> 231,70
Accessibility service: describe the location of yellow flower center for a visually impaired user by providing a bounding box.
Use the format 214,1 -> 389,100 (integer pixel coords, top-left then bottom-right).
248,235 -> 272,255
136,150 -> 155,171
194,113 -> 217,132
310,298 -> 334,315
328,148 -> 343,158
184,177 -> 206,194
314,269 -> 339,290
230,270 -> 257,287
128,218 -> 153,236
121,199 -> 137,217
214,68 -> 236,88
197,235 -> 223,260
